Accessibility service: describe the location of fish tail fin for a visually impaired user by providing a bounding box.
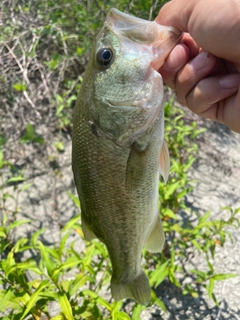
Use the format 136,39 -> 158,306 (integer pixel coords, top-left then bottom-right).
111,271 -> 151,305
145,215 -> 165,253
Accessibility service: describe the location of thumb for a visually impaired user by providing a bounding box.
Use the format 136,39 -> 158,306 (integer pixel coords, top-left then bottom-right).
156,0 -> 240,63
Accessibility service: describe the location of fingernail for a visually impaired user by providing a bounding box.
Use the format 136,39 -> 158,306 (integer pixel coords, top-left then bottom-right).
219,74 -> 240,89
189,51 -> 210,71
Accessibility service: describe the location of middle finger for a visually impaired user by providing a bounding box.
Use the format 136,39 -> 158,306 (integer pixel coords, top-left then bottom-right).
176,51 -> 217,105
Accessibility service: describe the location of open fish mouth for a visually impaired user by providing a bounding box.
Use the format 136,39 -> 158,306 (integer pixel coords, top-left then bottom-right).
106,8 -> 182,70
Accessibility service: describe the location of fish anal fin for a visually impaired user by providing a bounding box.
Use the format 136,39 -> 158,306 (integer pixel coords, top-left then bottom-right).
159,140 -> 170,184
82,214 -> 96,241
111,271 -> 151,306
145,215 -> 165,253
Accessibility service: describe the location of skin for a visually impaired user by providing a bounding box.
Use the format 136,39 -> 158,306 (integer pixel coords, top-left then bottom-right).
156,0 -> 240,133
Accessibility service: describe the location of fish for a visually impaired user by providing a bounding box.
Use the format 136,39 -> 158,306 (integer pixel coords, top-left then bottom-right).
72,8 -> 181,305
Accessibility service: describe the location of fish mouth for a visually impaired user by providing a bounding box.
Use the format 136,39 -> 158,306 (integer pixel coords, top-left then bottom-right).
106,8 -> 182,70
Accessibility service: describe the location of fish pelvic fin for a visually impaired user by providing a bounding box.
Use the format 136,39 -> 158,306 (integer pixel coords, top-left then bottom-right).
111,271 -> 151,306
159,139 -> 170,184
81,214 -> 96,241
145,215 -> 165,253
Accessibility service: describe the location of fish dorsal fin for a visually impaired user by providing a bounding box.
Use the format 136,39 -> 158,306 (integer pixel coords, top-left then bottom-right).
159,140 -> 170,184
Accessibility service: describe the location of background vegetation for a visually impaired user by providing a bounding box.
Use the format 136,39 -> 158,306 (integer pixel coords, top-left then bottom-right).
0,1 -> 239,319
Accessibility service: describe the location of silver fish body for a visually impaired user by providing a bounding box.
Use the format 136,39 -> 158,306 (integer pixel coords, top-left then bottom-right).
72,9 -> 181,305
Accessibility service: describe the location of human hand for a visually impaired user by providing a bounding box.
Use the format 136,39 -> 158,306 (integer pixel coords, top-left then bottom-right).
156,0 -> 240,133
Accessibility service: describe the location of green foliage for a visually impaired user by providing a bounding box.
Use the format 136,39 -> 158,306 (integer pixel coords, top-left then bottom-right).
1,100 -> 239,318
54,141 -> 65,152
1,0 -> 239,319
0,0 -> 169,132
55,93 -> 78,130
20,123 -> 44,144
12,83 -> 27,92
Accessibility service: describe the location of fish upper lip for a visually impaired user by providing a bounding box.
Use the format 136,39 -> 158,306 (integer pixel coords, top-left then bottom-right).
151,32 -> 183,70
106,8 -> 182,71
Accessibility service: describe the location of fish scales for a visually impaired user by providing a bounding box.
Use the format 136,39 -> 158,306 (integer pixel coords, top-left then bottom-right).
72,8 -> 181,305
73,97 -> 162,259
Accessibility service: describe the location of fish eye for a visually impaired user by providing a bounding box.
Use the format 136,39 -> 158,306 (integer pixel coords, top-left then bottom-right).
97,48 -> 114,67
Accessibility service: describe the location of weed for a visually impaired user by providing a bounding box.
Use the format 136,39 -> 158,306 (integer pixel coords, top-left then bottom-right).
1,100 -> 239,319
0,1 -> 239,319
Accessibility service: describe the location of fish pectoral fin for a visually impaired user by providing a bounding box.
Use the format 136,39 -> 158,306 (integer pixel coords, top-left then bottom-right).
145,215 -> 165,253
111,271 -> 151,306
125,142 -> 149,191
82,214 -> 96,241
159,139 -> 170,184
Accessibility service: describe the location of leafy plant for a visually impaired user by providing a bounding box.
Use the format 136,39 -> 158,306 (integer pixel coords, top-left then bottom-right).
55,93 -> 78,130
0,0 -> 239,319
1,100 -> 239,319
20,124 -> 44,145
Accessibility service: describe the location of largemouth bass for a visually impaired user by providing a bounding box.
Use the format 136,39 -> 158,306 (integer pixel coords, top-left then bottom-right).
72,8 -> 181,305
